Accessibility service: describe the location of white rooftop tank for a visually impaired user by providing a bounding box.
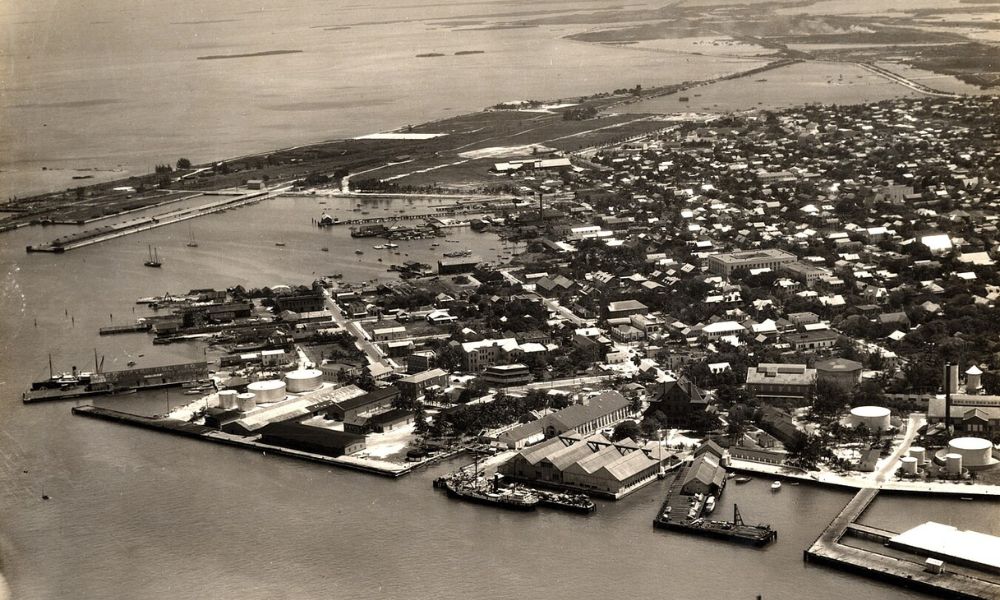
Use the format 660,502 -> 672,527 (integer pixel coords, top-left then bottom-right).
945,452 -> 963,475
900,456 -> 918,475
908,446 -> 926,466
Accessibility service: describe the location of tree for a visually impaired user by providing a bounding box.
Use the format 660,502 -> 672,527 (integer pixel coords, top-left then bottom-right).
611,420 -> 642,442
413,402 -> 428,435
812,379 -> 850,417
176,158 -> 192,170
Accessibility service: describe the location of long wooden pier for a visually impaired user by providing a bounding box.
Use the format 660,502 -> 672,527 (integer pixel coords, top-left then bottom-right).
804,488 -> 1000,599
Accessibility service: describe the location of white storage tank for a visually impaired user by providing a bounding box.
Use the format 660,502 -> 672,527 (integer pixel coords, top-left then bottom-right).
947,437 -> 995,469
900,456 -> 918,475
218,390 -> 238,410
247,380 -> 286,403
236,392 -> 257,413
945,452 -> 963,475
849,406 -> 891,432
285,369 -> 323,393
965,365 -> 982,393
908,446 -> 926,465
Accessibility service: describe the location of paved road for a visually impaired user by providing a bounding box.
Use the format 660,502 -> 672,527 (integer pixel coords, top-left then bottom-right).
322,291 -> 396,370
876,412 -> 926,484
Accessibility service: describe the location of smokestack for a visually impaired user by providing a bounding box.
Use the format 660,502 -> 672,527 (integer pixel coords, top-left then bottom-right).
944,362 -> 954,432
538,192 -> 543,220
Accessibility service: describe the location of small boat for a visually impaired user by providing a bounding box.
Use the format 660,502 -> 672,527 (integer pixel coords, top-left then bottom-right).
144,245 -> 162,268
704,496 -> 716,514
771,481 -> 782,492
355,250 -> 363,255
321,247 -> 329,252
726,472 -> 736,479
42,494 -> 50,501
275,242 -> 286,247
126,360 -> 136,367
735,476 -> 752,484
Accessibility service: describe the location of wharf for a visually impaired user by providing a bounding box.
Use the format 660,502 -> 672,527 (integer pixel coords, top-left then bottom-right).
71,405 -> 412,477
652,466 -> 776,547
339,207 -> 485,226
99,322 -> 152,336
23,361 -> 209,403
804,488 -> 1000,599
25,189 -> 279,253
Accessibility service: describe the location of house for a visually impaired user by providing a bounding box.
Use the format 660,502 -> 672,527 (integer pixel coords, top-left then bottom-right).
494,391 -> 631,449
323,386 -> 400,421
480,363 -> 532,388
607,300 -> 649,319
643,377 -> 707,428
786,330 -> 838,351
927,394 -> 1000,437
746,363 -> 816,404
707,248 -> 796,277
499,431 -> 674,498
258,421 -> 366,457
397,368 -> 449,400
680,453 -> 727,496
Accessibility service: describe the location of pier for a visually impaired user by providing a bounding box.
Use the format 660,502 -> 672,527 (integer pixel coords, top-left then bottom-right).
25,188 -> 284,253
99,322 -> 152,336
652,465 -> 777,547
804,488 -> 1000,599
71,405 -> 417,477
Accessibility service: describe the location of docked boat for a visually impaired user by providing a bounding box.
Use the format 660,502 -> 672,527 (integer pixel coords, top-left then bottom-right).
536,490 -> 596,514
444,475 -> 539,511
734,476 -> 753,484
704,496 -> 716,515
771,481 -> 782,492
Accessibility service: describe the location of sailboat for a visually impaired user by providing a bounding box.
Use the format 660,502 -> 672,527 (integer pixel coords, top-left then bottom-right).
144,245 -> 162,268
186,224 -> 198,247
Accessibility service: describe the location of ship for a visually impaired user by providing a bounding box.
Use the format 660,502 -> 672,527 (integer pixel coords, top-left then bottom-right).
443,249 -> 472,258
144,245 -> 162,268
444,476 -> 539,511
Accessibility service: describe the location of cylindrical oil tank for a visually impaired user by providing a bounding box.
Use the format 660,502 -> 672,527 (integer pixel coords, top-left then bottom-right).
285,369 -> 323,393
247,380 -> 286,403
849,406 -> 891,431
945,453 -> 963,475
900,456 -> 918,475
948,437 -> 992,468
908,446 -> 926,465
218,389 -> 238,410
236,392 -> 257,413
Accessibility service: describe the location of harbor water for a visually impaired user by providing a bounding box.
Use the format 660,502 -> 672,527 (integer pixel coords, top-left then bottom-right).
2,197 -> 994,599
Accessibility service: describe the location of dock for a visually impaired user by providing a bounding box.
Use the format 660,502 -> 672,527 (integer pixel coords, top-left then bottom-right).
71,405 -> 416,477
804,488 -> 1000,599
23,361 -> 209,403
99,322 -> 152,336
25,188 -> 282,253
652,466 -> 777,547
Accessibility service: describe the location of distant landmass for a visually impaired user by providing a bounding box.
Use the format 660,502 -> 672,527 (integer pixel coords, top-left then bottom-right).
197,50 -> 303,60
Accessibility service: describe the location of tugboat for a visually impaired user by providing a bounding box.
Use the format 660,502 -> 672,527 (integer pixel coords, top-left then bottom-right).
144,245 -> 162,268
